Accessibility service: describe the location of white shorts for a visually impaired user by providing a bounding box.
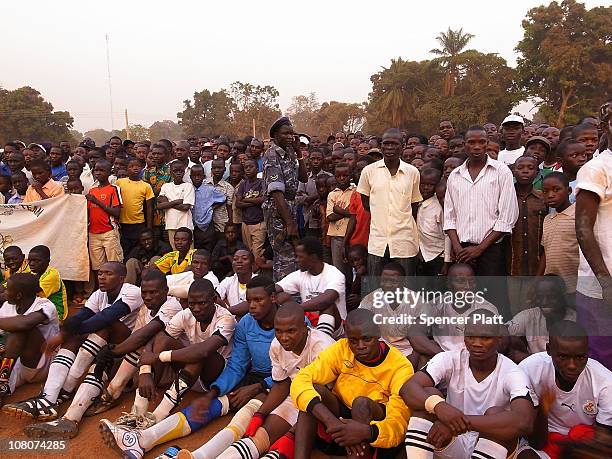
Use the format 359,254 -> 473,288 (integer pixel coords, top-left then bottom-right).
433,432 -> 518,459
516,439 -> 551,459
270,395 -> 298,425
9,352 -> 52,392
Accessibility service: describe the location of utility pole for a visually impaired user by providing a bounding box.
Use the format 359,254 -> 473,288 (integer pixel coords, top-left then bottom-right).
105,33 -> 114,131
252,118 -> 256,137
125,109 -> 130,139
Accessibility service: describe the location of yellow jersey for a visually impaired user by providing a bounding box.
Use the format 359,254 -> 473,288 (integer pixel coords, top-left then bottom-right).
154,249 -> 196,274
38,266 -> 68,321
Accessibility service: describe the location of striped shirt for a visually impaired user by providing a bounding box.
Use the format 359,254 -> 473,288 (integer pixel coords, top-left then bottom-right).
541,204 -> 579,292
444,156 -> 519,244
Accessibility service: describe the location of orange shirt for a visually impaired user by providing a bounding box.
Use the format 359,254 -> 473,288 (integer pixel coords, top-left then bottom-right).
348,191 -> 370,247
88,184 -> 122,234
23,180 -> 65,203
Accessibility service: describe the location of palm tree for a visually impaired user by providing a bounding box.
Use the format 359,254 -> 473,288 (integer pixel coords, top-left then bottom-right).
376,58 -> 412,127
430,27 -> 475,97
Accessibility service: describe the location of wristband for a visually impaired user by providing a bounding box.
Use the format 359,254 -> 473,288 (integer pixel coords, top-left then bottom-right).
159,351 -> 172,363
139,365 -> 152,375
425,395 -> 445,414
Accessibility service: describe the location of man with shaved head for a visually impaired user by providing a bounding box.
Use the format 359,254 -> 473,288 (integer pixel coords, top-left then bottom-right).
3,262 -> 142,422
172,140 -> 195,183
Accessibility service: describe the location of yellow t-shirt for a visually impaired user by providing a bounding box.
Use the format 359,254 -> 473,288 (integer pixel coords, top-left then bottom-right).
291,338 -> 413,449
38,266 -> 68,321
154,249 -> 196,274
2,259 -> 30,287
116,178 -> 155,224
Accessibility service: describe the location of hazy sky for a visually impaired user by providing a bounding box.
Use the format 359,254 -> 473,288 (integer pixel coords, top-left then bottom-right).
1,0 -> 605,133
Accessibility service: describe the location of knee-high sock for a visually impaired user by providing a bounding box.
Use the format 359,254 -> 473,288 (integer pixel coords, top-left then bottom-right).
132,389 -> 150,416
218,437 -> 260,459
152,370 -> 196,422
404,417 -> 434,459
190,398 -> 262,459
316,314 -> 335,337
471,438 -> 508,459
62,334 -> 107,393
64,364 -> 106,422
106,351 -> 140,400
140,396 -> 229,451
266,432 -> 295,459
42,348 -> 76,403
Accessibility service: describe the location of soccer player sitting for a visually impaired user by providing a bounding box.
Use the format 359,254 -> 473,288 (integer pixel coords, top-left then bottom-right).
0,273 -> 59,404
216,249 -> 257,316
276,237 -> 346,338
3,262 -> 142,421
154,227 -> 196,275
291,308 -> 413,459
516,321 -> 612,459
23,270 -> 182,438
28,245 -> 68,322
179,303 -> 335,459
166,249 -> 220,300
99,276 -> 278,459
401,309 -> 536,459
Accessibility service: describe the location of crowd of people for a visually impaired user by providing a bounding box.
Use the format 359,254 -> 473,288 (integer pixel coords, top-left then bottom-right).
0,99 -> 610,459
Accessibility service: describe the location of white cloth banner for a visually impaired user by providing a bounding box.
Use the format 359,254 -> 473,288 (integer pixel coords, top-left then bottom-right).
0,195 -> 89,281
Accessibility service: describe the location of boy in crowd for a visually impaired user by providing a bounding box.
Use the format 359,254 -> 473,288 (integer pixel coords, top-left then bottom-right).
190,164 -> 227,252
100,276 -> 278,458
539,172 -> 579,294
28,245 -> 68,322
235,159 -> 266,264
442,157 -> 462,180
154,228 -> 196,275
158,161 -> 195,250
23,159 -> 65,203
344,157 -> 372,262
557,140 -> 587,203
524,136 -> 552,191
49,146 -> 67,181
276,237 -> 346,338
212,223 -> 247,280
516,321 -> 612,459
144,143 -> 172,241
486,140 -> 500,160
8,171 -> 28,204
291,308 -> 413,459
401,309 -> 537,459
125,228 -> 172,285
3,262 -> 142,421
66,178 -> 84,195
217,249 -> 256,315
297,149 -> 332,240
313,174 -> 332,263
0,273 -> 60,404
326,162 -> 355,278
0,175 -> 12,202
22,270 -> 182,438
498,115 -> 525,165
1,246 -> 30,289
572,123 -> 599,160
116,158 -> 155,256
86,159 -> 123,285
207,158 -> 235,238
166,249 -> 220,299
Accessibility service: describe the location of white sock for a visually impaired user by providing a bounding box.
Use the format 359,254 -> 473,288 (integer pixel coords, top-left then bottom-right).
152,371 -> 194,422
316,313 -> 335,337
191,398 -> 262,459
62,334 -> 107,393
405,416 -> 434,459
107,354 -> 139,400
471,438 -> 508,459
140,411 -> 192,451
64,365 -> 106,422
42,348 -> 76,403
219,438 -> 260,459
132,389 -> 150,416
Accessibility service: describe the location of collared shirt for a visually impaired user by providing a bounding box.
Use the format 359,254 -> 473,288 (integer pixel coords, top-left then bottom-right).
326,185 -> 356,237
206,178 -> 234,232
203,158 -> 230,181
444,156 -> 519,245
542,204 -> 578,292
417,196 -> 451,262
23,179 -> 65,203
262,141 -> 300,202
144,164 -> 172,226
356,160 -> 422,258
192,183 -> 226,230
297,170 -> 332,228
508,186 -> 546,276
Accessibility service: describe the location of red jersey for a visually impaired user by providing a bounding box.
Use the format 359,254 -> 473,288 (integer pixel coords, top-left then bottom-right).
88,184 -> 122,234
349,191 -> 370,247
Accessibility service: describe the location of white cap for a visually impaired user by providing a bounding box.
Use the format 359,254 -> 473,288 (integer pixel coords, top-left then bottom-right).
501,114 -> 524,125
299,135 -> 310,145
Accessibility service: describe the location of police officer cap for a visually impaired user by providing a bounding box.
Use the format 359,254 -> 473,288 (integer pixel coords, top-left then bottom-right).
269,116 -> 292,138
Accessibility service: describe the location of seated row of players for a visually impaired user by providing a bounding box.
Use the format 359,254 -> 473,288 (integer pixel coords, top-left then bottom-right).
0,237 -> 609,459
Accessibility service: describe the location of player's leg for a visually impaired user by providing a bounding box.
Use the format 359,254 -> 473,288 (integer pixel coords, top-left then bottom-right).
473,406 -> 520,459
404,387 -> 451,459
1,326 -> 45,399
346,396 -> 386,459
316,303 -> 341,338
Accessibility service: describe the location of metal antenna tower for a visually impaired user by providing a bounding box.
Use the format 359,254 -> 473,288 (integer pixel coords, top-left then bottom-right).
105,33 -> 114,131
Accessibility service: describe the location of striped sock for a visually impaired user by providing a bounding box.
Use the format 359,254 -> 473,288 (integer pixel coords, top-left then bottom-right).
106,353 -> 139,400
64,365 -> 105,422
404,417 -> 434,459
219,438 -> 260,459
62,334 -> 107,393
316,314 -> 335,337
42,348 -> 76,403
471,438 -> 508,459
152,370 -> 195,422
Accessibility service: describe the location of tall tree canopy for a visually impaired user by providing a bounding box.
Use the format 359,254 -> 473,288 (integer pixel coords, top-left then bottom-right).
430,27 -> 475,97
177,89 -> 235,137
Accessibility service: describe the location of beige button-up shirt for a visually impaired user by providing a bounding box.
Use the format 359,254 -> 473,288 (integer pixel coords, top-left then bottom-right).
326,185 -> 355,237
417,196 -> 452,262
356,160 -> 422,258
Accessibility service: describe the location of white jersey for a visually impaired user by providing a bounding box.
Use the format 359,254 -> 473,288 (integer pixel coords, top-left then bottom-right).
167,271 -> 220,299
84,283 -> 143,330
506,308 -> 576,354
217,274 -> 254,307
270,328 -> 335,382
0,297 -> 59,342
519,352 -> 612,435
165,304 -> 236,359
277,263 -> 346,319
424,348 -> 535,416
133,296 -> 183,331
423,298 -> 499,352
498,146 -> 525,166
359,288 -> 424,357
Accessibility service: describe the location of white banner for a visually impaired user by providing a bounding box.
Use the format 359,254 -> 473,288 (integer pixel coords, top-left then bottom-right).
0,195 -> 90,281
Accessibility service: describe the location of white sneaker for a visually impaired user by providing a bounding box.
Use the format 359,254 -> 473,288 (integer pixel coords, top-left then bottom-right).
99,418 -> 145,459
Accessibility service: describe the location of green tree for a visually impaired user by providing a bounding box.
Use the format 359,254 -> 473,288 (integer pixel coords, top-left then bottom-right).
177,89 -> 235,137
286,93 -> 321,135
83,128 -> 124,146
122,124 -> 149,141
316,101 -> 366,138
430,27 -> 475,97
0,86 -> 74,145
70,129 -> 84,144
229,81 -> 282,138
515,0 -> 612,125
148,120 -> 184,141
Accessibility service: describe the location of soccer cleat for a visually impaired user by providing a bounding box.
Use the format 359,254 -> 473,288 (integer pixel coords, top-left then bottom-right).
2,394 -> 60,421
154,445 -> 182,459
84,389 -> 120,417
99,418 -> 144,459
114,411 -> 156,430
24,417 -> 79,439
